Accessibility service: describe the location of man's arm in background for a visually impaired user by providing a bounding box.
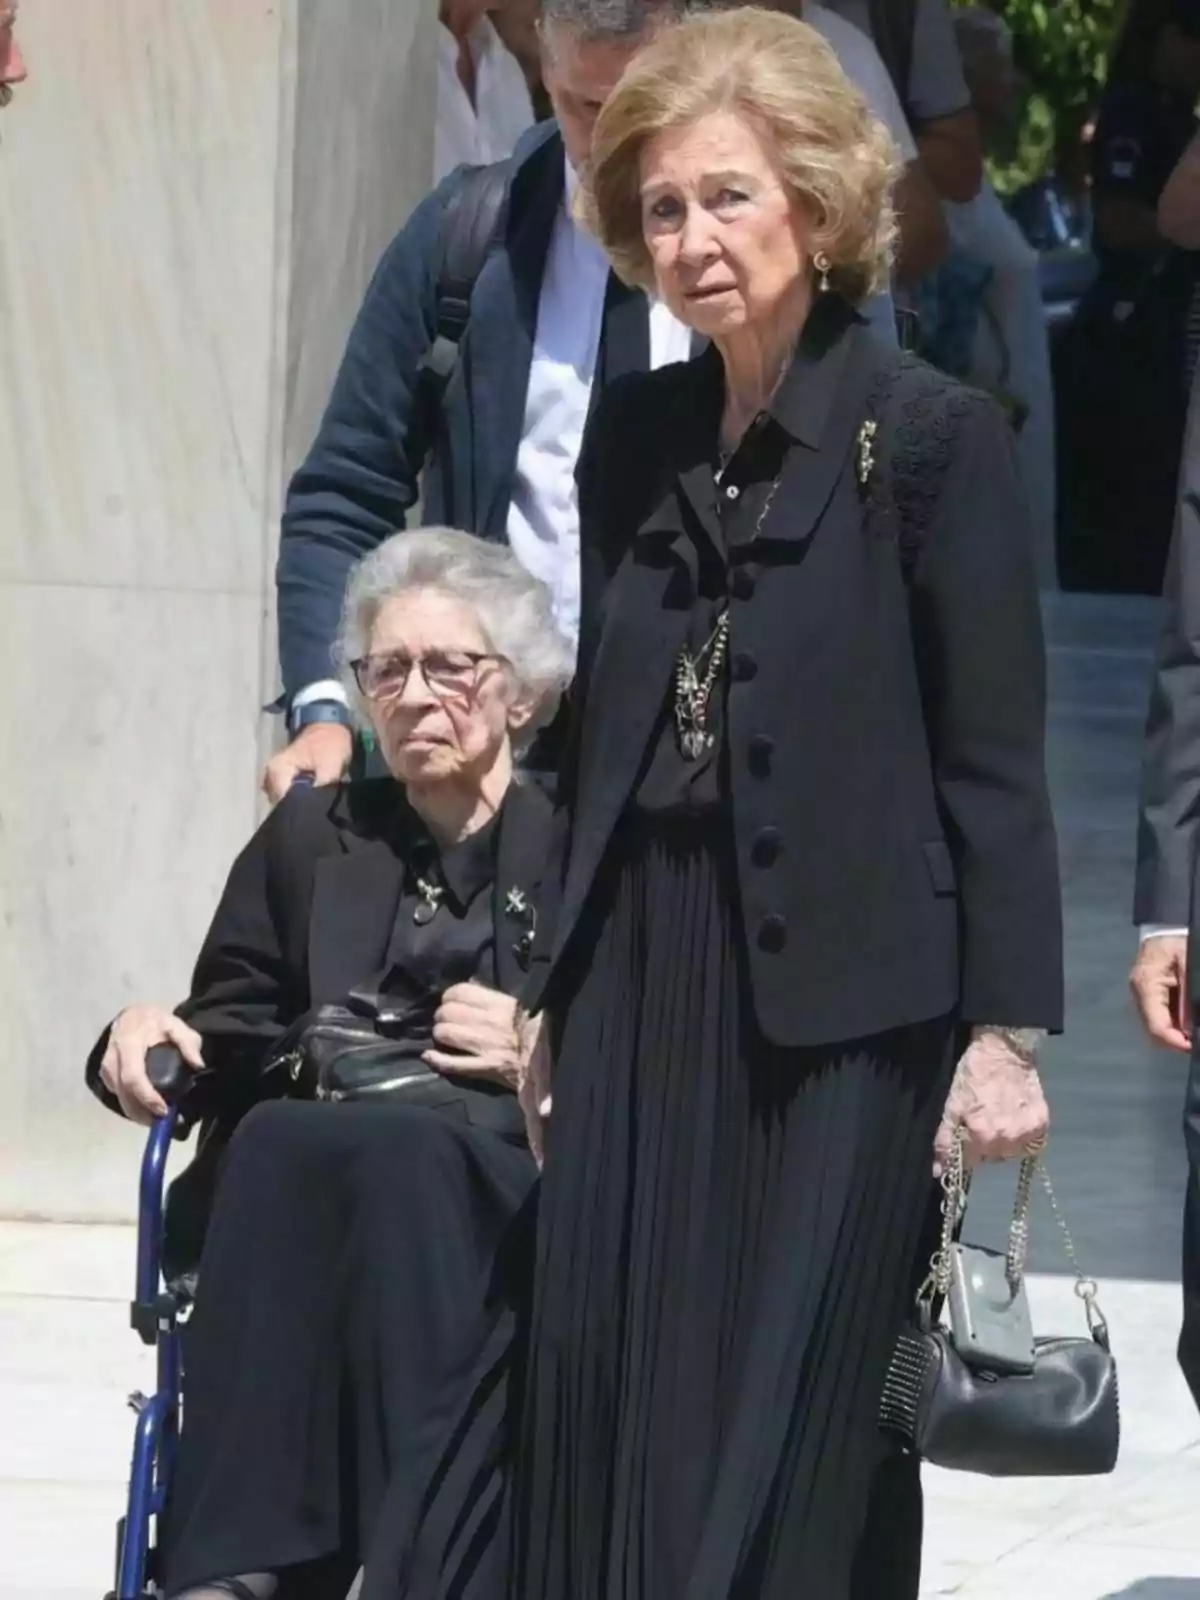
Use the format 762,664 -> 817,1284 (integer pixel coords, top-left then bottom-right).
266,183 -> 449,800
1132,354 -> 1200,1049
1160,128 -> 1200,249
816,5 -> 949,284
908,0 -> 983,203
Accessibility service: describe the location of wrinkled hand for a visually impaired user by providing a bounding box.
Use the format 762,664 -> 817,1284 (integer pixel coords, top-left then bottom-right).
515,1008 -> 552,1167
262,723 -> 353,805
933,1032 -> 1049,1174
100,1006 -> 205,1126
424,983 -> 520,1088
1130,934 -> 1191,1052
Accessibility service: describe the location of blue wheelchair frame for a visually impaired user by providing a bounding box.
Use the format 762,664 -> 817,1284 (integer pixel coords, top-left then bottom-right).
110,1106 -> 186,1599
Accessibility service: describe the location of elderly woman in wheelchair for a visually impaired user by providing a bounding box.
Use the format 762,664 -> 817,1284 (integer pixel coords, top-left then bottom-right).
86,529 -> 570,1600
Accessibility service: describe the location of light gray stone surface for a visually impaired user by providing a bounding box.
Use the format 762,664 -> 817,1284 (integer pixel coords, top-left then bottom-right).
0,0 -> 434,1221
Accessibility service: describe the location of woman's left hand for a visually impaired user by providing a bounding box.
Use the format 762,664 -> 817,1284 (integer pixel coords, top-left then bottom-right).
933,1031 -> 1050,1174
424,982 -> 520,1088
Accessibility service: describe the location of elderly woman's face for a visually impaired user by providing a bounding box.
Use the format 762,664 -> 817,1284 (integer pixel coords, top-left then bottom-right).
0,4 -> 26,107
358,588 -> 528,788
639,111 -> 814,339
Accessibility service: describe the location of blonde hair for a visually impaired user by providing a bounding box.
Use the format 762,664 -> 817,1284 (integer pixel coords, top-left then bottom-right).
582,6 -> 900,304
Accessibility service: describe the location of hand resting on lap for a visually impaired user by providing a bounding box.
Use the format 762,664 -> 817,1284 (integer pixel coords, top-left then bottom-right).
424,981 -> 522,1088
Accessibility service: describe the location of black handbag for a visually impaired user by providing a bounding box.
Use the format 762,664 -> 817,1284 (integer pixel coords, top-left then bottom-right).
264,981 -> 527,1142
879,1134 -> 1120,1477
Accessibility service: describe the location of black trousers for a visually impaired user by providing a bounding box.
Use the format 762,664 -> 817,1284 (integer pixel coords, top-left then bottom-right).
162,1100 -> 535,1595
1182,1045 -> 1200,1409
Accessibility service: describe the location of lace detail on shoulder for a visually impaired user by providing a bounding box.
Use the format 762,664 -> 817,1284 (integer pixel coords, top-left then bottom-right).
861,354 -> 989,579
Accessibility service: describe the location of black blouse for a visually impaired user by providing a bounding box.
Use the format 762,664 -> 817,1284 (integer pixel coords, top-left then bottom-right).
376,808 -> 502,999
634,407 -> 793,816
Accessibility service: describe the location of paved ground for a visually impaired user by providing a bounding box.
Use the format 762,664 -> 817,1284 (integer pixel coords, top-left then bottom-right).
3,594 -> 1200,1599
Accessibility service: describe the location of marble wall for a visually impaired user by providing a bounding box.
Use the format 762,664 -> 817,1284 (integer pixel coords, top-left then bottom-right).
0,0 -> 435,1219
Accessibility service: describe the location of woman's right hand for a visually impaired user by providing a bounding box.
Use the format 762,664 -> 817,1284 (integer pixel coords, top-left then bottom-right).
516,1008 -> 552,1167
99,1006 -> 205,1125
933,1031 -> 1049,1174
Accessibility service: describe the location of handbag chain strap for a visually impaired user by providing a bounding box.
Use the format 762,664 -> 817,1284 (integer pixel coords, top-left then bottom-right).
922,1129 -> 1109,1340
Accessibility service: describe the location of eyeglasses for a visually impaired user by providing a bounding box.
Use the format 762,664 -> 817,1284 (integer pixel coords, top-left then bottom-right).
349,649 -> 504,701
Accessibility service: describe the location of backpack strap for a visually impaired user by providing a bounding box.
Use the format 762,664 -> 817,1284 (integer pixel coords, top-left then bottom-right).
411,160 -> 513,464
860,352 -> 983,581
868,0 -> 918,127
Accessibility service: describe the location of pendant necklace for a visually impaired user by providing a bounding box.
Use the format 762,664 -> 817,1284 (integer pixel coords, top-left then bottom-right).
672,457 -> 786,761
674,612 -> 732,761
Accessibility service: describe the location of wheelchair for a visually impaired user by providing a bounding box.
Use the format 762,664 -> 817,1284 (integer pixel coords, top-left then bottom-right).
106,1043 -> 198,1600
106,776 -> 320,1599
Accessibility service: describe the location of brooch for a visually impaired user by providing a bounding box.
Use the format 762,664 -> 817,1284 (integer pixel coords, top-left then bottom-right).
856,418 -> 878,493
413,875 -> 444,925
505,887 -> 537,970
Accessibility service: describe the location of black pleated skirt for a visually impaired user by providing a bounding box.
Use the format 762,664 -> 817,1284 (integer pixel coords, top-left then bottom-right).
368,817 -> 955,1600
162,1099 -> 535,1596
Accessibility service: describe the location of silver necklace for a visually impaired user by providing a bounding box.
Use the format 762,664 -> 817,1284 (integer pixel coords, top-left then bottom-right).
672,462 -> 786,761
674,611 -> 732,760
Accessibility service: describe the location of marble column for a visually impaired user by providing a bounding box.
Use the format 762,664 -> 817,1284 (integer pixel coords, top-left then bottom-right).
0,0 -> 435,1219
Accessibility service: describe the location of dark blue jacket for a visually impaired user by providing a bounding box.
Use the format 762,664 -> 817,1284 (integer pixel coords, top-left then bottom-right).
277,122 -> 567,697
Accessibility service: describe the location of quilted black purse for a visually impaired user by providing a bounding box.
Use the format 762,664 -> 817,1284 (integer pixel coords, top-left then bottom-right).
879,1133 -> 1120,1477
263,981 -> 526,1141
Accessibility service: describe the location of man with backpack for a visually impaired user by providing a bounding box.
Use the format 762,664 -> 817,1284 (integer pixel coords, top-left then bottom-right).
265,0 -> 948,801
266,0 -> 700,800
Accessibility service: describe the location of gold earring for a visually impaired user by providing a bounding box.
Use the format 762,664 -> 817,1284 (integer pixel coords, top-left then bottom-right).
814,250 -> 831,293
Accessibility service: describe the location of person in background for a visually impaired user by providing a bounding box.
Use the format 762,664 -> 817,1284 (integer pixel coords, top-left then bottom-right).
1159,123 -> 1200,247
940,7 -> 1057,585
1160,123 -> 1200,377
1130,126 -> 1200,1412
819,0 -> 983,203
0,1 -> 26,107
767,1 -> 949,301
438,0 -> 537,182
1063,0 -> 1200,591
492,0 -> 554,120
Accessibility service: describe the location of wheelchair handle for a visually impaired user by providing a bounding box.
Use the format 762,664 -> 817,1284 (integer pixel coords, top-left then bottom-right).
145,1042 -> 192,1105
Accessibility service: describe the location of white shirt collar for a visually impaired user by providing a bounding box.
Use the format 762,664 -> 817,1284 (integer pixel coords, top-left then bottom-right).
437,14 -> 501,69
564,155 -> 582,207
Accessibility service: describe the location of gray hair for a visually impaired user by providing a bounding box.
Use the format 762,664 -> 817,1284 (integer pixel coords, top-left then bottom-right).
335,528 -> 574,739
539,0 -> 728,46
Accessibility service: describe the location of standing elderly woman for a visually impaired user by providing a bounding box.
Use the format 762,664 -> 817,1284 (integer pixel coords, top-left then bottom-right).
86,530 -> 571,1600
365,11 -> 1063,1600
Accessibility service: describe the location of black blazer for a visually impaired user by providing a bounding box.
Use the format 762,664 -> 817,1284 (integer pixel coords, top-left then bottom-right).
531,307 -> 1063,1048
86,776 -> 556,1117
276,124 -> 672,698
